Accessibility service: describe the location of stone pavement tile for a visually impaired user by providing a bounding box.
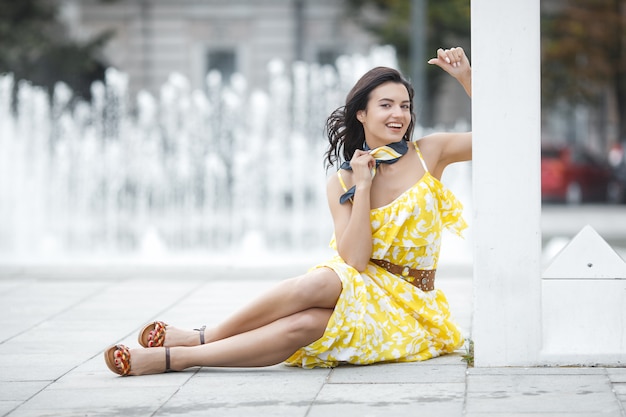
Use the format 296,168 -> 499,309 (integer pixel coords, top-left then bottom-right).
0,354 -> 79,382
328,358 -> 467,384
0,277 -> 202,352
464,414 -> 619,417
0,381 -> 50,401
598,368 -> 626,412
465,370 -> 622,415
608,368 -> 626,383
0,401 -> 22,417
50,356 -> 196,390
308,382 -> 465,417
468,367 -> 608,376
0,279 -> 33,294
62,278 -> 207,323
7,385 -> 178,417
7,353 -> 196,416
155,365 -> 330,417
0,281 -> 109,343
611,381 -> 626,411
159,403 -> 310,417
0,325 -> 121,356
612,382 -> 626,394
0,266 -> 25,278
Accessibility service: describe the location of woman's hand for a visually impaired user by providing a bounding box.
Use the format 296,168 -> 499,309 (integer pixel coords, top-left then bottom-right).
428,47 -> 472,97
329,149 -> 375,271
350,149 -> 375,191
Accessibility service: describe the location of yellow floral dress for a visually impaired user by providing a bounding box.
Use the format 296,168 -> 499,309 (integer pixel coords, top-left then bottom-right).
285,141 -> 467,368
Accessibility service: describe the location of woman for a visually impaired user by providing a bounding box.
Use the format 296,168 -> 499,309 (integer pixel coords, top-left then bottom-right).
105,47 -> 472,376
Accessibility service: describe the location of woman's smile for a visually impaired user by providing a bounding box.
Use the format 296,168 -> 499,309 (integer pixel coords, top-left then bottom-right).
357,81 -> 411,145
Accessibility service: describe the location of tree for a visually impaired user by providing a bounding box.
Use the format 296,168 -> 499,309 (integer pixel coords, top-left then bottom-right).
0,0 -> 113,100
542,0 -> 626,146
345,0 -> 471,126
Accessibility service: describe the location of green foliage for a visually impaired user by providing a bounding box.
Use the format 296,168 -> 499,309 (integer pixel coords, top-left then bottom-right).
542,0 -> 624,104
0,0 -> 113,100
461,339 -> 474,367
542,0 -> 626,140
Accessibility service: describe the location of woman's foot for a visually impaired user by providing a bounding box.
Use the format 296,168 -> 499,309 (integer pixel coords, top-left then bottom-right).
104,345 -> 173,376
139,321 -> 208,348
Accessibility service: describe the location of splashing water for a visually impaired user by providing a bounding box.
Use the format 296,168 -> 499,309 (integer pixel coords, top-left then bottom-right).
1,47 -> 408,261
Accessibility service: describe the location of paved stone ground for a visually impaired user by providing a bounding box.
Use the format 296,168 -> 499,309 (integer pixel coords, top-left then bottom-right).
1,260 -> 625,417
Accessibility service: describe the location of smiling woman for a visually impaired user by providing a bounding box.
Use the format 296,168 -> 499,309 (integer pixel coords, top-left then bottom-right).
104,47 -> 473,376
357,82 -> 412,142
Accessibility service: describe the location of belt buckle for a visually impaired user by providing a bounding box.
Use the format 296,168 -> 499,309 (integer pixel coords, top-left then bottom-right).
401,266 -> 410,277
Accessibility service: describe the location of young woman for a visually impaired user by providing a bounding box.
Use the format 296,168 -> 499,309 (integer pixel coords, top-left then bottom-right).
105,47 -> 472,376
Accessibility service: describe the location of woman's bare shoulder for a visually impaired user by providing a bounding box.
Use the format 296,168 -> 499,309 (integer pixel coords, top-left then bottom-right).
413,134 -> 444,158
327,168 -> 353,185
326,169 -> 352,194
415,132 -> 449,147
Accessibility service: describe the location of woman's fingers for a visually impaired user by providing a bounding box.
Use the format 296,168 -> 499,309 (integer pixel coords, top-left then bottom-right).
429,47 -> 466,68
350,150 -> 375,178
354,151 -> 374,168
451,47 -> 466,67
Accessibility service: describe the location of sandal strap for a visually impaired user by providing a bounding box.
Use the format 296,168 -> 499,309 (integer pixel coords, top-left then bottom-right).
114,345 -> 131,376
194,325 -> 207,345
165,347 -> 171,372
149,321 -> 167,347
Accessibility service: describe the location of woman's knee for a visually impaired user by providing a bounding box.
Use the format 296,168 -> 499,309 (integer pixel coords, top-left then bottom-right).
286,308 -> 332,345
293,268 -> 342,308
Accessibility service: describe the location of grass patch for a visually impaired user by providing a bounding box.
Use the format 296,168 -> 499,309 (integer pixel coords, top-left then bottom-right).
461,339 -> 474,367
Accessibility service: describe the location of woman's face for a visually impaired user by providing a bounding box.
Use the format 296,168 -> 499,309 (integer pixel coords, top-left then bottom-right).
356,81 -> 411,146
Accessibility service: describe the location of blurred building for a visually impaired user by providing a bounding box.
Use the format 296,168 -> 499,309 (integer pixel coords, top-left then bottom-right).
57,0 -> 378,97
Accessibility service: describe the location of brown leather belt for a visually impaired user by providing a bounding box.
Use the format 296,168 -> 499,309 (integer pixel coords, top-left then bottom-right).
370,259 -> 436,292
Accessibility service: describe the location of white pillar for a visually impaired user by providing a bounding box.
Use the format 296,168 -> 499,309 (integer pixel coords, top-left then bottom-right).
471,0 -> 542,366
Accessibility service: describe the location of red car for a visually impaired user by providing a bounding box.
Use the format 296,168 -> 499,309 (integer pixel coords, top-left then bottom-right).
541,145 -> 618,204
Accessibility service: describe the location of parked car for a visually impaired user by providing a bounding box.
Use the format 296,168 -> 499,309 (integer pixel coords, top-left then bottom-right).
608,143 -> 626,204
541,145 -> 622,204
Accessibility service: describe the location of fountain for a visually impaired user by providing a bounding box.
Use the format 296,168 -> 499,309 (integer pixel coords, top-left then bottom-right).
1,46 -> 431,262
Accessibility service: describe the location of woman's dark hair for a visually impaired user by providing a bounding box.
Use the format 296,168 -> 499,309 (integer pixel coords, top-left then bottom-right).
324,66 -> 416,169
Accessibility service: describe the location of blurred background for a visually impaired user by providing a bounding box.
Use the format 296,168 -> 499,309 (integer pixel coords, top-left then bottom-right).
0,0 -> 624,264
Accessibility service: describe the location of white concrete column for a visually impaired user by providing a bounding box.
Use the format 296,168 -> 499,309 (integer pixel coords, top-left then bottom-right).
471,0 -> 542,366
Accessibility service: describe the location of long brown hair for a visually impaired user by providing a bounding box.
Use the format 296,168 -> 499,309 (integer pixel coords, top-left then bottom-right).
324,67 -> 416,169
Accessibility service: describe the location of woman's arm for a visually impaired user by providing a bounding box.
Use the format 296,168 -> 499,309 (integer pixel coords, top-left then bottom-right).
428,46 -> 472,97
419,132 -> 472,179
327,151 -> 376,272
419,47 -> 472,175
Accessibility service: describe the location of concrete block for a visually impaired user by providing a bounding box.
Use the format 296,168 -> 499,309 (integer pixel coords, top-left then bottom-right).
543,224 -> 626,279
541,225 -> 626,365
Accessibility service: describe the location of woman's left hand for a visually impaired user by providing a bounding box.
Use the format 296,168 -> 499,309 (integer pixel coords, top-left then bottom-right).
428,47 -> 471,97
428,47 -> 470,79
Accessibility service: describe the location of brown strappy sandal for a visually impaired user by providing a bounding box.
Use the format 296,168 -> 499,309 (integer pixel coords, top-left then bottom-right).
138,321 -> 207,348
104,344 -> 132,376
138,321 -> 167,348
104,344 -> 172,376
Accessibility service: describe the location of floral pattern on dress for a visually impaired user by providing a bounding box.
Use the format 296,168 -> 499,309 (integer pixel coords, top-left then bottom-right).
285,142 -> 467,368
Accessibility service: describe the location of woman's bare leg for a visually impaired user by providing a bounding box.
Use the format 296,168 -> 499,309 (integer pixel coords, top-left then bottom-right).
128,307 -> 333,375
162,267 -> 342,347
